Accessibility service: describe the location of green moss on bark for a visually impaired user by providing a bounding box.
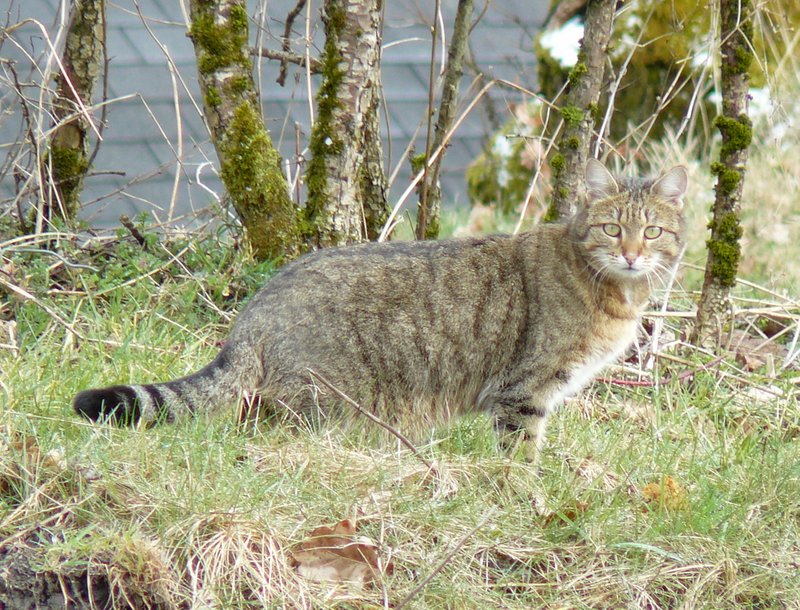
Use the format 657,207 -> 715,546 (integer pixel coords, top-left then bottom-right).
567,59 -> 588,85
706,212 -> 743,288
715,114 -> 752,158
48,146 -> 89,218
189,4 -> 250,74
560,105 -> 584,128
549,152 -> 565,175
302,2 -> 347,238
219,102 -> 299,260
710,161 -> 740,196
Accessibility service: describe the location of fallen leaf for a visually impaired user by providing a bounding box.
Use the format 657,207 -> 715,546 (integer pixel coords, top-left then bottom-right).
291,519 -> 393,587
641,476 -> 688,511
573,456 -> 620,492
542,500 -> 589,526
730,329 -> 787,372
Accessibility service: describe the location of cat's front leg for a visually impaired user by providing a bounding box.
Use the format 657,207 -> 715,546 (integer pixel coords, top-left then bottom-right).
492,393 -> 550,464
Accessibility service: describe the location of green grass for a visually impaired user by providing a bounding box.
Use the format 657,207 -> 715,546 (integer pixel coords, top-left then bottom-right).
2,221 -> 799,609
4,65 -> 800,609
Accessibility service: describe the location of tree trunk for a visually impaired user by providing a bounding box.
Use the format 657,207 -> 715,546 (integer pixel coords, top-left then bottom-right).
546,0 -> 615,221
303,0 -> 389,248
42,0 -> 105,226
416,0 -> 474,241
691,0 -> 753,346
188,0 -> 301,261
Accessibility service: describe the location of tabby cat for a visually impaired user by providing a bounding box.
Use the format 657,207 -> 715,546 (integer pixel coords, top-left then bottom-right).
74,159 -> 688,461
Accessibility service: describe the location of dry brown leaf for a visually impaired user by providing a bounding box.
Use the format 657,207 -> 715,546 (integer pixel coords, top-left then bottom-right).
542,500 -> 589,526
291,519 -> 393,587
641,475 -> 688,511
574,456 -> 620,492
730,329 -> 787,372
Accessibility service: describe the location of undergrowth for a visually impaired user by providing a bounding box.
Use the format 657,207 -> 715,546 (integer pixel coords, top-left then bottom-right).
2,194 -> 800,609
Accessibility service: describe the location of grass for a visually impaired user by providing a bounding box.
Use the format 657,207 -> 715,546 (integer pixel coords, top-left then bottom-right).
3,207 -> 800,609
4,39 -> 800,610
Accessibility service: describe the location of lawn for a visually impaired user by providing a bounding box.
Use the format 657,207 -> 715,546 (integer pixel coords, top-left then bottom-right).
2,99 -> 800,610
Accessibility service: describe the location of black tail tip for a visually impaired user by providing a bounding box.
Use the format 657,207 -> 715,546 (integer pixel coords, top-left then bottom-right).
73,386 -> 141,425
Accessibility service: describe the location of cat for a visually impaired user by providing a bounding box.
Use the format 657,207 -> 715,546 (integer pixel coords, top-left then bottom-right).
74,159 -> 688,462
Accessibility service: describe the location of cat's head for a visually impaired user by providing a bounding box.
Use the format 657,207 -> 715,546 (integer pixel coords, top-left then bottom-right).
570,159 -> 688,283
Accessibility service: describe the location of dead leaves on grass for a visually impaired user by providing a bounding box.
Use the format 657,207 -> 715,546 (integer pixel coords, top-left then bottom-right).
542,456 -> 690,527
641,475 -> 689,512
291,518 -> 394,587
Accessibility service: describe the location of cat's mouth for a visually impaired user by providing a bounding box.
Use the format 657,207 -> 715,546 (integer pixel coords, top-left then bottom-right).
613,263 -> 650,279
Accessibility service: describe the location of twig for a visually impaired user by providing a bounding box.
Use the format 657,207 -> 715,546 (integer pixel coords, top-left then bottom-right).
256,47 -> 321,75
93,244 -> 190,297
277,0 -> 309,86
0,275 -> 84,341
598,355 -> 725,387
395,509 -> 496,610
307,369 -> 437,473
119,214 -> 148,249
6,248 -> 98,272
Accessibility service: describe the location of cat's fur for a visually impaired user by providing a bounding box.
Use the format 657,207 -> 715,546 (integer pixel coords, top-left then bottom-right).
74,160 -> 688,461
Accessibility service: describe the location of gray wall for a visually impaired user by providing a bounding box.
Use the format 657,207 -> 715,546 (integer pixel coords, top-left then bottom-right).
1,0 -> 547,229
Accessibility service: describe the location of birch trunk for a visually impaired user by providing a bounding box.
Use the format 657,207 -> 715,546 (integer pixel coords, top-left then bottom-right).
188,0 -> 300,261
303,0 -> 389,248
42,0 -> 105,226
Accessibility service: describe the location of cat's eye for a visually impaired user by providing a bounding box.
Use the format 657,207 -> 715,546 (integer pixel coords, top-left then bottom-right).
602,223 -> 621,238
643,226 -> 663,239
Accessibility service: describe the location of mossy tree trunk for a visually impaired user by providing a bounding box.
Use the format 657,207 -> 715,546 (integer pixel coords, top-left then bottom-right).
42,0 -> 105,227
691,0 -> 753,346
188,0 -> 301,261
415,0 -> 474,241
302,0 -> 389,248
546,0 -> 615,221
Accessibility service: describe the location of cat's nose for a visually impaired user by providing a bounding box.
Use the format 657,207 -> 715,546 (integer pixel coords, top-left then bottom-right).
623,252 -> 638,266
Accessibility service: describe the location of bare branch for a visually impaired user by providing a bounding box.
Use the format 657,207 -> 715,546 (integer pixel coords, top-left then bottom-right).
254,47 -> 321,75
307,368 -> 437,474
277,0 -> 308,86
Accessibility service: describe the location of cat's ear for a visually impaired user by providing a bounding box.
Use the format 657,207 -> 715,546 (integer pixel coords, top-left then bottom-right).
651,166 -> 688,207
585,158 -> 619,202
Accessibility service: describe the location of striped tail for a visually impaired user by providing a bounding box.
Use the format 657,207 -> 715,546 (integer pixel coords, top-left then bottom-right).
73,344 -> 259,426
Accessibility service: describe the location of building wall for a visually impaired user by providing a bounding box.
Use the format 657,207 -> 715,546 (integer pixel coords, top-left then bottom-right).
0,0 -> 546,229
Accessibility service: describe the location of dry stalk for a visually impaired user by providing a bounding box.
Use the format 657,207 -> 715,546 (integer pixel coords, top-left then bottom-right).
307,369 -> 437,475
395,509 -> 496,610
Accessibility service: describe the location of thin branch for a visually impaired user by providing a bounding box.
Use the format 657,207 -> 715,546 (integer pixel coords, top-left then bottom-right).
0,275 -> 84,341
416,0 -> 474,240
598,356 -> 725,387
277,0 -> 308,86
255,47 -> 321,74
119,214 -> 148,249
395,509 -> 496,610
307,369 -> 437,474
417,0 -> 442,239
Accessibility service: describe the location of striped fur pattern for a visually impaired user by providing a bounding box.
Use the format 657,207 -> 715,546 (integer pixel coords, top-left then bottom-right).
74,160 -> 688,461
